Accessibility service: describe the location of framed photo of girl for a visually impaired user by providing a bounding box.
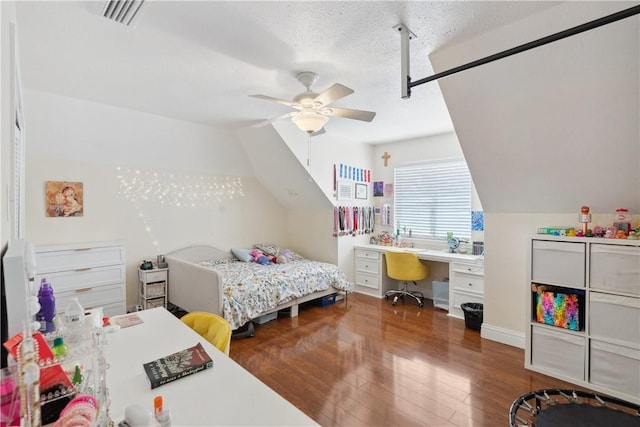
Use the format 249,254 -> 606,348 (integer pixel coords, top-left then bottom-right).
46,181 -> 84,217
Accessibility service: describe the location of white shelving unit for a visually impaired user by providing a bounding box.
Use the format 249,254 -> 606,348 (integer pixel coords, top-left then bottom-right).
138,267 -> 168,309
525,235 -> 640,404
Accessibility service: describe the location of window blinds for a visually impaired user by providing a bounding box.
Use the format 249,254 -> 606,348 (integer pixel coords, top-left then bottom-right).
394,159 -> 471,240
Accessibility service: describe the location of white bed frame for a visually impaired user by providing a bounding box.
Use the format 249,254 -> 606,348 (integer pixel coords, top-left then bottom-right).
166,245 -> 340,326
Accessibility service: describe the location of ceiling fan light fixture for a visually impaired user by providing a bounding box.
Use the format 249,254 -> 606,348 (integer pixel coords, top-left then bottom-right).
292,113 -> 328,134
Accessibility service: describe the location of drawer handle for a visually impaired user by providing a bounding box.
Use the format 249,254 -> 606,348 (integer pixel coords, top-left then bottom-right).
468,283 -> 473,287
75,287 -> 93,293
74,248 -> 92,252
75,267 -> 92,272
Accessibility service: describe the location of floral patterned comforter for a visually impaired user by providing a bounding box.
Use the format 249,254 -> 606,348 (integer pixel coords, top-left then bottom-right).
198,258 -> 353,329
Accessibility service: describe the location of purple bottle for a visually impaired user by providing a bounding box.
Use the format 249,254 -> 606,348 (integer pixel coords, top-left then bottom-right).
36,278 -> 56,333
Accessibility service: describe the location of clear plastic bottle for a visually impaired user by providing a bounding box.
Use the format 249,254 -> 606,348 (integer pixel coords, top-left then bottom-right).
36,278 -> 56,333
64,298 -> 85,346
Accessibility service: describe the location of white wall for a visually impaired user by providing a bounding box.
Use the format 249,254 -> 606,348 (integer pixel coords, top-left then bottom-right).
429,2 -> 640,347
24,90 -> 288,306
0,1 -> 17,249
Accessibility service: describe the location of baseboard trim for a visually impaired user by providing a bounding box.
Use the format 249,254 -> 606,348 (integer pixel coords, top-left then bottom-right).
481,323 -> 525,349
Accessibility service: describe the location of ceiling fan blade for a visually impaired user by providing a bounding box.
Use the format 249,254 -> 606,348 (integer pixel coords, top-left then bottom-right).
250,112 -> 297,128
326,107 -> 376,122
313,83 -> 354,106
249,94 -> 295,107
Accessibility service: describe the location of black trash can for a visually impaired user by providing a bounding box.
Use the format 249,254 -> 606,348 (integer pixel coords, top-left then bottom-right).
461,303 -> 483,330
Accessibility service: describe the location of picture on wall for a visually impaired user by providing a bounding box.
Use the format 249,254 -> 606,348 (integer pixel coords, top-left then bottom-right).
373,181 -> 384,197
46,181 -> 84,217
472,210 -> 485,231
355,183 -> 367,200
337,180 -> 353,201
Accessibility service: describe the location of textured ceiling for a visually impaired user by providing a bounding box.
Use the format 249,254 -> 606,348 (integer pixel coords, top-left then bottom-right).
15,1 -> 560,144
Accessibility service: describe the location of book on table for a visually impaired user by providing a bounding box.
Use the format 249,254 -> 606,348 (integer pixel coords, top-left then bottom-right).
143,342 -> 213,389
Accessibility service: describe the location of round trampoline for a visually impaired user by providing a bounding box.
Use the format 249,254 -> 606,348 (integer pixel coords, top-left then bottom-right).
509,389 -> 640,427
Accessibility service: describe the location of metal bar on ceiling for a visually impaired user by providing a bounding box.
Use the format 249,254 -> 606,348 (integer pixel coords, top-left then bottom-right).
405,4 -> 640,96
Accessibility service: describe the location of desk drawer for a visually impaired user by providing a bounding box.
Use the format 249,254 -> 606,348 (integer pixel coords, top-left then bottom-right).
451,273 -> 484,293
355,258 -> 380,274
451,289 -> 483,309
355,271 -> 380,289
355,249 -> 380,261
451,262 -> 484,276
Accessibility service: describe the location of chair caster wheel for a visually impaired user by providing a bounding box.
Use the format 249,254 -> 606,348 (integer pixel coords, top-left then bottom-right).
384,295 -> 389,300
419,302 -> 424,308
392,301 -> 397,306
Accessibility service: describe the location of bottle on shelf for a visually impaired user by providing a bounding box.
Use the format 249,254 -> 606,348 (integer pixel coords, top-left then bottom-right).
36,278 -> 56,333
64,298 -> 85,346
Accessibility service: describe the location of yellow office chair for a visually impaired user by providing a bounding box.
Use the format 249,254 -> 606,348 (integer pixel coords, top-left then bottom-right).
181,311 -> 232,356
384,251 -> 430,307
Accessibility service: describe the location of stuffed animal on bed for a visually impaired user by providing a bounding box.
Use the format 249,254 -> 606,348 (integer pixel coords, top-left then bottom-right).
249,249 -> 272,265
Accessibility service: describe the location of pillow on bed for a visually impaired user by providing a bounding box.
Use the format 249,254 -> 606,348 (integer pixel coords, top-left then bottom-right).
231,248 -> 253,262
254,243 -> 305,261
254,243 -> 281,256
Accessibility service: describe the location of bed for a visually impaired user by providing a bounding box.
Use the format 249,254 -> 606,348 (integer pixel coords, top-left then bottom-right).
165,245 -> 352,330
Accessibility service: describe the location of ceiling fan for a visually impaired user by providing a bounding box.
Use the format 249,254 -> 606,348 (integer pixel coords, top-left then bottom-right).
250,72 -> 376,135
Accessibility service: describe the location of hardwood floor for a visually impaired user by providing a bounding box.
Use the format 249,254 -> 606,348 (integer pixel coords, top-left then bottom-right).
228,293 -> 591,426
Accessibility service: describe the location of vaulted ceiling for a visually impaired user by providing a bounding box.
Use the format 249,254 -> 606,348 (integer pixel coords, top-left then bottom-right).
15,1 -> 559,144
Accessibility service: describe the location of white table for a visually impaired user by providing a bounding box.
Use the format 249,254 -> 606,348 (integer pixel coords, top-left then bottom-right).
105,307 -> 318,426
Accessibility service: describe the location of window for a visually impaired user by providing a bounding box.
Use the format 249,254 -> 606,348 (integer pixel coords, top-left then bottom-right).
394,159 -> 471,240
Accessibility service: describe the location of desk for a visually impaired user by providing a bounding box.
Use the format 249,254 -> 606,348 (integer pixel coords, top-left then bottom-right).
353,245 -> 484,318
105,308 -> 318,426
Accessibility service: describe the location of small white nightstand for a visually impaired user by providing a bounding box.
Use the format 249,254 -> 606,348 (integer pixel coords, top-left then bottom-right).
138,267 -> 168,309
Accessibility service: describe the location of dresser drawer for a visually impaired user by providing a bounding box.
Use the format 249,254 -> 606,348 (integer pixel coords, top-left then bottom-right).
355,271 -> 380,289
590,340 -> 640,398
36,245 -> 125,273
355,249 -> 380,261
57,283 -> 125,314
139,269 -> 168,283
35,265 -> 125,293
590,244 -> 640,295
355,258 -> 380,274
531,326 -> 585,381
531,240 -> 585,287
589,292 -> 639,346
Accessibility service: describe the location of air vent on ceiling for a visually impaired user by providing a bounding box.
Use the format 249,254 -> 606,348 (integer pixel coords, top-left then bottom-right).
101,0 -> 145,26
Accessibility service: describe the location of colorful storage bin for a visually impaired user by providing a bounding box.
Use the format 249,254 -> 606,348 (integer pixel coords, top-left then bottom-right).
535,289 -> 583,331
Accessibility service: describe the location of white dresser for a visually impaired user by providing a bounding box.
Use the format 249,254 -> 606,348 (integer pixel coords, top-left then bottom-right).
525,235 -> 640,405
34,241 -> 126,317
